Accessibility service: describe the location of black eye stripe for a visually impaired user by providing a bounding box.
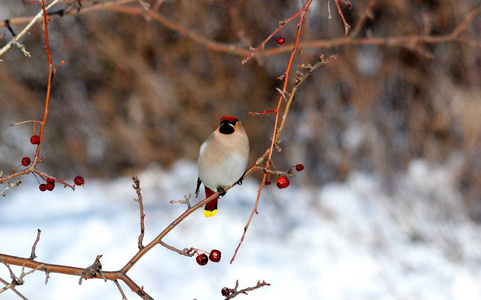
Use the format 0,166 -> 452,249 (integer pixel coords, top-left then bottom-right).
220,119 -> 238,126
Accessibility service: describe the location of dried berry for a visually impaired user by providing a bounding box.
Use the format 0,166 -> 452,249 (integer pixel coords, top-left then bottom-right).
46,182 -> 55,191
221,287 -> 230,297
295,164 -> 304,172
30,135 -> 40,145
39,184 -> 47,192
276,176 -> 290,189
21,157 -> 31,166
196,254 -> 208,266
209,250 -> 221,263
46,177 -> 55,184
74,176 -> 85,186
265,180 -> 271,186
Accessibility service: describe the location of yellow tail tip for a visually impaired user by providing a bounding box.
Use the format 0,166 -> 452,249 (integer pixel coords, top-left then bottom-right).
204,209 -> 218,218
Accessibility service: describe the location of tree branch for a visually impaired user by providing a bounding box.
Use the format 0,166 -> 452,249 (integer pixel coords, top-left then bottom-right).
231,0 -> 315,264
223,280 -> 271,299
0,253 -> 153,300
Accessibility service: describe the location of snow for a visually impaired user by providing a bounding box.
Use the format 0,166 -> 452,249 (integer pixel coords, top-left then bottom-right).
1,159 -> 481,300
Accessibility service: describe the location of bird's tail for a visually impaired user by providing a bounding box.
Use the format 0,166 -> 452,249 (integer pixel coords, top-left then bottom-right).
204,187 -> 218,217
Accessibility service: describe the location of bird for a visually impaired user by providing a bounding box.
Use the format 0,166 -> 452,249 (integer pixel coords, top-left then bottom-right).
195,115 -> 249,217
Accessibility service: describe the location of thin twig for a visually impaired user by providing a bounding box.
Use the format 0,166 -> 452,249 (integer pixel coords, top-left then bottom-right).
170,193 -> 192,208
0,260 -> 16,283
19,264 -> 46,284
44,269 -> 50,284
334,0 -> 352,36
0,260 -> 44,296
350,0 -> 376,38
254,166 -> 296,177
114,279 -> 128,300
33,0 -> 54,163
0,0 -> 136,27
132,176 -> 145,250
241,4 -> 307,64
0,0 -> 62,59
0,277 -> 27,299
159,241 -> 196,257
10,119 -> 42,126
29,229 -> 42,260
276,54 -> 338,139
223,280 -> 271,299
0,180 -> 22,197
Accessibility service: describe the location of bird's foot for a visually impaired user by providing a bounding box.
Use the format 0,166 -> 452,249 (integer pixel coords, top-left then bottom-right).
216,186 -> 227,197
236,172 -> 246,185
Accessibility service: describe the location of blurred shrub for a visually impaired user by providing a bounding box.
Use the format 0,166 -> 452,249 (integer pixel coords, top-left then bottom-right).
0,0 -> 479,215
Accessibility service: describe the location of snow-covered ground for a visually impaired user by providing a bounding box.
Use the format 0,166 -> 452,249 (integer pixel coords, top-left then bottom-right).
1,159 -> 480,300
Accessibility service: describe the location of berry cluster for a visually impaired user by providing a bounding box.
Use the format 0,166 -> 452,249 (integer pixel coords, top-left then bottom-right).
39,177 -> 56,192
265,163 -> 304,189
18,134 -> 40,168
37,176 -> 85,192
196,249 -> 221,266
23,134 -> 86,191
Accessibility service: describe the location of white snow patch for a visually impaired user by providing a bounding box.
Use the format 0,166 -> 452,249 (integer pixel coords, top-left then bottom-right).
1,159 -> 481,299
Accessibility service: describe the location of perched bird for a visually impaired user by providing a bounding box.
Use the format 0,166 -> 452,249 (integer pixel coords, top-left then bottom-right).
196,115 -> 249,217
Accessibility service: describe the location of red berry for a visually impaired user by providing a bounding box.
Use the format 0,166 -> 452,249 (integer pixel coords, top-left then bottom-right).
30,135 -> 40,144
21,157 -> 31,166
74,176 -> 85,186
196,254 -> 208,266
265,180 -> 271,186
46,182 -> 55,191
39,184 -> 47,192
209,250 -> 221,263
276,176 -> 290,189
221,287 -> 230,297
276,37 -> 285,46
295,164 -> 304,172
46,177 -> 55,184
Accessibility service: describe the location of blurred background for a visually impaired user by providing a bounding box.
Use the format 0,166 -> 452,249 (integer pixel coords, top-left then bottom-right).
1,0 -> 480,205
1,0 -> 481,299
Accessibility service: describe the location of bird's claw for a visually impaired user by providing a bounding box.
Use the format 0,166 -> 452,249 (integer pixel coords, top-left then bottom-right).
216,187 -> 227,197
237,172 -> 246,186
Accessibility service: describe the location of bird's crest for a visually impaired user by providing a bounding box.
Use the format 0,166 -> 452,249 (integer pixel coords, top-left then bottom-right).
220,115 -> 239,125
